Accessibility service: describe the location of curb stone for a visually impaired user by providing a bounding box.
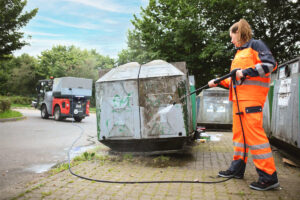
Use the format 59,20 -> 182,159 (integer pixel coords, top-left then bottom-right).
0,116 -> 26,122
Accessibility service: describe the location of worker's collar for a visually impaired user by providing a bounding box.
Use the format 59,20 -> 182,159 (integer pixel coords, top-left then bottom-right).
236,39 -> 253,50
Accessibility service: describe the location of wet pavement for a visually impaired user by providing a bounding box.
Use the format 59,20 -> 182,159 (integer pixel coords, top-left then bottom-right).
0,108 -> 97,200
7,131 -> 300,200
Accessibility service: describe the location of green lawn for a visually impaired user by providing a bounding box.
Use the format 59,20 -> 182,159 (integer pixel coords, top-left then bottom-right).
11,104 -> 32,108
90,107 -> 96,113
0,110 -> 23,119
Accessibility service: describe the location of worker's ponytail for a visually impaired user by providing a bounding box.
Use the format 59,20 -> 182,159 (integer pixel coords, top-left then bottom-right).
230,19 -> 252,46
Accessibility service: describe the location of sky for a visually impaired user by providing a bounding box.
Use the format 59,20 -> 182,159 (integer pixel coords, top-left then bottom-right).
13,0 -> 149,58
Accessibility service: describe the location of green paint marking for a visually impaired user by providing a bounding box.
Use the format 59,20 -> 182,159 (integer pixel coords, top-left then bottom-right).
112,94 -> 132,109
178,81 -> 189,135
96,107 -> 101,140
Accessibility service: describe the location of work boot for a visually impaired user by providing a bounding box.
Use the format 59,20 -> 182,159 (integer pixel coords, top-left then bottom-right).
218,159 -> 246,179
249,180 -> 280,191
218,169 -> 244,179
250,169 -> 279,191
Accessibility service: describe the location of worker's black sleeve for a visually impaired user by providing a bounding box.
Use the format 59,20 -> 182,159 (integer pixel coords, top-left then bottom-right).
242,40 -> 276,78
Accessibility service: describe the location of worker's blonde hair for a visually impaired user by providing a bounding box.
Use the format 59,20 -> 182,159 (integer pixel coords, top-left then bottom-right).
230,19 -> 252,46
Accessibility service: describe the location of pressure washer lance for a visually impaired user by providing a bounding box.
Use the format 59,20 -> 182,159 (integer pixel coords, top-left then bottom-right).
173,69 -> 239,105
68,68 -> 246,184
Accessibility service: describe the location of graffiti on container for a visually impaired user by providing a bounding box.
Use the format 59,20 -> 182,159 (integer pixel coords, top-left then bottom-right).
112,93 -> 132,112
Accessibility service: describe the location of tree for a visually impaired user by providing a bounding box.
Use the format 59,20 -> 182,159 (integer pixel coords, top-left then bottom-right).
120,0 -> 300,87
0,59 -> 12,94
6,54 -> 39,95
0,0 -> 38,59
117,30 -> 159,65
0,54 -> 39,95
38,45 -> 115,80
199,0 -> 300,64
38,45 -> 82,78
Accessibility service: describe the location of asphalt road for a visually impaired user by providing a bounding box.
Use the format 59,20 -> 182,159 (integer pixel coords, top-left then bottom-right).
0,108 -> 98,199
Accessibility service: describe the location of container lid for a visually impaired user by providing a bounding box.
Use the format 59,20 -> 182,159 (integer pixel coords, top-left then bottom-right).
97,62 -> 140,82
139,60 -> 184,78
198,87 -> 228,96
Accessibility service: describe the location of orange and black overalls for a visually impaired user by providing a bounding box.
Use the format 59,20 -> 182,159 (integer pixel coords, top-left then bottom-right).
220,39 -> 278,182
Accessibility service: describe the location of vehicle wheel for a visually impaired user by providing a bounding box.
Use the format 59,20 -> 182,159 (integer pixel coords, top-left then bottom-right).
74,117 -> 83,122
54,106 -> 62,121
41,105 -> 49,119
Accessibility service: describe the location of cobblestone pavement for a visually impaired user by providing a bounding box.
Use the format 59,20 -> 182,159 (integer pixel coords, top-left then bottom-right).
9,132 -> 300,200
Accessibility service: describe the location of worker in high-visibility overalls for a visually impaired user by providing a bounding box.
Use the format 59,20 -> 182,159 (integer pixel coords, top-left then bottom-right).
208,19 -> 279,191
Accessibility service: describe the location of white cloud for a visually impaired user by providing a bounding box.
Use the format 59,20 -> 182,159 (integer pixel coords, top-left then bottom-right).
25,31 -> 63,37
40,17 -> 100,30
103,19 -> 119,25
13,37 -> 123,58
64,0 -> 138,14
13,0 -> 149,58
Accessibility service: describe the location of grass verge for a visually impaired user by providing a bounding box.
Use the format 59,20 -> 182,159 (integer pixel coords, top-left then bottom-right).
11,104 -> 32,108
90,107 -> 96,113
0,110 -> 23,119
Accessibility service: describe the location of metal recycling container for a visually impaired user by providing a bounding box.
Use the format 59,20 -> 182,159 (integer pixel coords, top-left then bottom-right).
52,77 -> 93,97
197,87 -> 232,128
95,60 -> 192,152
271,57 -> 300,148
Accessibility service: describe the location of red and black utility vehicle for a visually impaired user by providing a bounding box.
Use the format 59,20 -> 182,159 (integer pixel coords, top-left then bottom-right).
32,77 -> 93,122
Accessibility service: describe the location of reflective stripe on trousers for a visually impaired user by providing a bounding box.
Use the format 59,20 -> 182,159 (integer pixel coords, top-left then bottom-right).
232,100 -> 276,175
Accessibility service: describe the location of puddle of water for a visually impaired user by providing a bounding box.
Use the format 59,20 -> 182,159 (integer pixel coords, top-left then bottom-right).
67,145 -> 97,159
25,163 -> 56,173
208,133 -> 223,141
209,134 -> 222,141
199,133 -> 223,142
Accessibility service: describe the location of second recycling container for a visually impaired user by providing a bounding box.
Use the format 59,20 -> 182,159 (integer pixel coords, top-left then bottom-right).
271,57 -> 300,148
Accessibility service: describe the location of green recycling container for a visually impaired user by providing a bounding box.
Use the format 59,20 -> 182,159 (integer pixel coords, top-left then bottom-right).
189,75 -> 196,131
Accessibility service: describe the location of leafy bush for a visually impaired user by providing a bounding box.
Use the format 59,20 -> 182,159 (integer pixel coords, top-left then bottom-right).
0,95 -> 34,105
0,98 -> 11,113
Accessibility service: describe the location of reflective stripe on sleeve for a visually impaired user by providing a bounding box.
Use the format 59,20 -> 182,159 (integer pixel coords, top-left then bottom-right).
256,64 -> 265,77
255,63 -> 274,77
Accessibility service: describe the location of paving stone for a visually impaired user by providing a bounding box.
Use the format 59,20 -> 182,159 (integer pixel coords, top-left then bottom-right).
8,131 -> 300,200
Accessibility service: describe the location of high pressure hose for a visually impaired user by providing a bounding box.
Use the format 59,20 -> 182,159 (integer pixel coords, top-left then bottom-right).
67,124 -> 235,184
67,70 -> 247,184
231,72 -> 247,167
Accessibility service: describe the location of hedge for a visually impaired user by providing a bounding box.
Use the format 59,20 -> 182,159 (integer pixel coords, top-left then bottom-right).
0,95 -> 34,105
0,98 -> 11,113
